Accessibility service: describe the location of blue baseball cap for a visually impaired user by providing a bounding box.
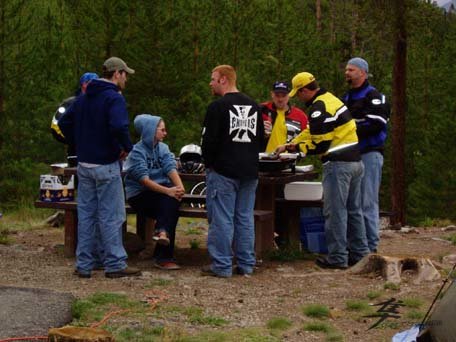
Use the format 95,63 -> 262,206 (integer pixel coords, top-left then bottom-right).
79,72 -> 98,85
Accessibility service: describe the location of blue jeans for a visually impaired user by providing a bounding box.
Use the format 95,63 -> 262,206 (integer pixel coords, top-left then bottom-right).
206,170 -> 258,277
128,188 -> 180,262
322,161 -> 369,266
76,162 -> 128,274
361,152 -> 383,252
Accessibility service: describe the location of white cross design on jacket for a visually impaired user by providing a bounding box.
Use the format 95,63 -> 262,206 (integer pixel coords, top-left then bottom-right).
229,105 -> 258,142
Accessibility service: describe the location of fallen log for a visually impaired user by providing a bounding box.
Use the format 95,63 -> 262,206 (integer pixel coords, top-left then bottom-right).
348,254 -> 441,284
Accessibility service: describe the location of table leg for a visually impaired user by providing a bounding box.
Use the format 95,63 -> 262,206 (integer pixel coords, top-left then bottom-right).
255,184 -> 276,257
64,210 -> 77,257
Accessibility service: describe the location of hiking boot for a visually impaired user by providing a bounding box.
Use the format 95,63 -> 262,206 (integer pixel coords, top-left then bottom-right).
233,266 -> 253,276
105,267 -> 142,278
200,265 -> 231,278
315,257 -> 347,270
73,269 -> 91,278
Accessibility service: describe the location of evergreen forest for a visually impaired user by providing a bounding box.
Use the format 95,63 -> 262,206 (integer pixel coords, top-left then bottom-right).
0,0 -> 454,225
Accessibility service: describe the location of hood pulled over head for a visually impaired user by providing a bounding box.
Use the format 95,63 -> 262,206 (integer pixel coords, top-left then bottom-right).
134,114 -> 162,149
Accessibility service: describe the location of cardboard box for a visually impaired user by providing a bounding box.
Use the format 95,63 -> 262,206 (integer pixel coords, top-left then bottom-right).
40,175 -> 75,202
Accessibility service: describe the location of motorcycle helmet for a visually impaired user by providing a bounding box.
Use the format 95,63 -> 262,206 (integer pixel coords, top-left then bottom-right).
51,96 -> 76,143
179,144 -> 205,174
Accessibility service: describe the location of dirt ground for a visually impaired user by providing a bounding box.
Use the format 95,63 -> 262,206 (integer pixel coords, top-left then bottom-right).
0,218 -> 455,341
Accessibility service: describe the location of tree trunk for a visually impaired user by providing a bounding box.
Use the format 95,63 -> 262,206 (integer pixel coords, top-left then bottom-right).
391,0 -> 407,226
316,0 -> 322,33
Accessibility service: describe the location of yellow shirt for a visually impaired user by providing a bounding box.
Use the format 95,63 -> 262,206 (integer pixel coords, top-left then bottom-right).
265,109 -> 287,153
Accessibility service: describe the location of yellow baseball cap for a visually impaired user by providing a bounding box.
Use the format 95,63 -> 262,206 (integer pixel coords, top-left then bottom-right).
288,72 -> 315,97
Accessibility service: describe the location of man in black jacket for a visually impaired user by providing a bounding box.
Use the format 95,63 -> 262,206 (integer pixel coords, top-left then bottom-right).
201,65 -> 264,277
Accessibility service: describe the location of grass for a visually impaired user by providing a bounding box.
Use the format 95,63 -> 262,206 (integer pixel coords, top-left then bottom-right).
0,228 -> 12,245
406,310 -> 425,320
145,278 -> 173,288
402,297 -> 424,309
189,239 -> 200,249
303,321 -> 332,333
268,246 -> 315,262
444,234 -> 456,245
420,217 -> 453,227
302,304 -> 330,319
184,227 -> 204,235
384,282 -> 401,291
366,290 -> 383,300
266,317 -> 292,331
154,305 -> 228,327
345,299 -> 371,312
72,292 -> 148,324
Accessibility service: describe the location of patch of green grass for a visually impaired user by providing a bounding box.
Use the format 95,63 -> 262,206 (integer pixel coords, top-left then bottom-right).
268,246 -> 315,262
402,297 -> 424,309
0,228 -> 12,245
303,321 -> 332,333
375,321 -> 401,329
302,304 -> 330,319
145,278 -> 173,288
184,227 -> 204,235
325,332 -> 344,342
345,300 -> 370,312
71,292 -> 148,324
420,217 -> 453,227
444,234 -> 456,245
112,325 -> 164,342
266,317 -> 292,331
189,239 -> 200,249
406,310 -> 425,320
183,307 -> 228,326
366,290 -> 382,300
384,282 -> 401,291
179,327 -> 279,342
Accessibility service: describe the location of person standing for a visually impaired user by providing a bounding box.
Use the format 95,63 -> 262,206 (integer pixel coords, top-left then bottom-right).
276,72 -> 369,269
260,81 -> 308,153
343,57 -> 390,253
201,65 -> 264,277
125,114 -> 185,270
58,57 -> 141,278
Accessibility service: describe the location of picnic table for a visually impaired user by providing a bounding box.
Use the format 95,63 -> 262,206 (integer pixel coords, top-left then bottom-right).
35,166 -> 318,257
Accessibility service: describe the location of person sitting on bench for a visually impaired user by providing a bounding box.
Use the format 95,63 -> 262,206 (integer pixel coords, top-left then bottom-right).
124,114 -> 185,270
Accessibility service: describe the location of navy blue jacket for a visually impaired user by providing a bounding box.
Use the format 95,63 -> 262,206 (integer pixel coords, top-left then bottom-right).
58,79 -> 133,164
342,81 -> 390,154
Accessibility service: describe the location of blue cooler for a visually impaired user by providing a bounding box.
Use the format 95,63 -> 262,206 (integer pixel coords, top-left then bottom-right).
300,207 -> 327,254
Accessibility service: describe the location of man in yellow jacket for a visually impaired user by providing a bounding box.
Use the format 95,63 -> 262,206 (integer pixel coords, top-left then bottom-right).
276,72 -> 369,269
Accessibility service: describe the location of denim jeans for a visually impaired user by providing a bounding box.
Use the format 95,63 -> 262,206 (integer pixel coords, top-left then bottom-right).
322,160 -> 369,266
128,188 -> 180,262
361,152 -> 384,252
206,169 -> 258,277
76,162 -> 128,274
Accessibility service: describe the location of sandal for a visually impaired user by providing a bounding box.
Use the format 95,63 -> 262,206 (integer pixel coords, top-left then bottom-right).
154,261 -> 181,270
153,231 -> 170,246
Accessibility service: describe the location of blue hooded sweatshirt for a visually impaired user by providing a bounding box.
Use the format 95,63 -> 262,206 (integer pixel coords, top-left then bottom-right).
124,114 -> 177,200
58,79 -> 133,164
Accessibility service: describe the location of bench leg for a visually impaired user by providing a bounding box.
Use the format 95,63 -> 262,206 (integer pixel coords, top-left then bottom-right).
64,210 -> 77,258
136,213 -> 156,246
255,220 -> 275,258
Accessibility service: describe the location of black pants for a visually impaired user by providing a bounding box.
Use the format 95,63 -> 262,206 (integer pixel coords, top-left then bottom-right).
128,190 -> 180,261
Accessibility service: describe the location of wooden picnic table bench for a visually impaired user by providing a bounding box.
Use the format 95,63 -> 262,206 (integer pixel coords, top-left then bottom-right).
34,194 -> 273,258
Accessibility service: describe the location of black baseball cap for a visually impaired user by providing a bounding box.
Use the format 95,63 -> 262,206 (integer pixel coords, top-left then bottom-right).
272,81 -> 290,94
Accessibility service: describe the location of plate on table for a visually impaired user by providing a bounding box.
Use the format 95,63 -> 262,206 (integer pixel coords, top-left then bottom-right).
278,153 -> 299,160
259,152 -> 279,160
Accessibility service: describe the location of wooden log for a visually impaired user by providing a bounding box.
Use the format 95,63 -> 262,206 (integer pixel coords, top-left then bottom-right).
48,326 -> 114,342
348,254 -> 441,284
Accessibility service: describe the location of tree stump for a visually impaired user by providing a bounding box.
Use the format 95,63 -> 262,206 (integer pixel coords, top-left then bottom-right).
48,326 -> 114,342
348,254 -> 441,284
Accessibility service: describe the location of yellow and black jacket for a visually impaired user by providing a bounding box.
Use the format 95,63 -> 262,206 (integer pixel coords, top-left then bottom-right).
291,88 -> 360,163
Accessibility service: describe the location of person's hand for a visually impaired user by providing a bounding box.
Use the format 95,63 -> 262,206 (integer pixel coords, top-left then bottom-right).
167,186 -> 185,201
285,143 -> 298,152
119,150 -> 129,161
275,144 -> 287,154
264,120 -> 272,136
